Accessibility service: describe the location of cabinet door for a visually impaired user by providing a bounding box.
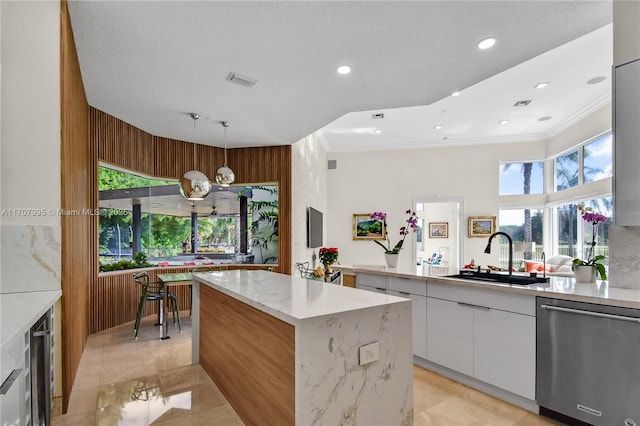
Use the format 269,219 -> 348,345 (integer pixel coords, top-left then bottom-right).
357,284 -> 386,294
388,290 -> 427,359
614,59 -> 640,226
474,308 -> 536,399
0,367 -> 26,426
426,297 -> 473,376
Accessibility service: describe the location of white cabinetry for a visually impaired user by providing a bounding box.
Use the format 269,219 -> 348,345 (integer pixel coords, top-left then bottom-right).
1,330 -> 29,426
426,297 -> 473,376
614,58 -> 640,226
426,283 -> 536,400
357,274 -> 427,359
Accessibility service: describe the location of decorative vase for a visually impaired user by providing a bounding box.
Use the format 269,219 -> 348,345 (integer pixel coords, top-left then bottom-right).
324,263 -> 333,274
574,265 -> 597,283
384,253 -> 399,268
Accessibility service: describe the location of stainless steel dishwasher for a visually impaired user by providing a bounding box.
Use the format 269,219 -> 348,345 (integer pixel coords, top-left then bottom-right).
536,297 -> 640,425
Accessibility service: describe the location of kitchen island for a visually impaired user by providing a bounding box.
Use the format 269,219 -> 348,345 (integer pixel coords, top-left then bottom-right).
191,269 -> 413,426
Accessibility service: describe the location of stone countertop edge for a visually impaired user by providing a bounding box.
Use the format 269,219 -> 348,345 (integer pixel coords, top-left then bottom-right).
193,270 -> 411,326
334,265 -> 640,309
0,290 -> 62,349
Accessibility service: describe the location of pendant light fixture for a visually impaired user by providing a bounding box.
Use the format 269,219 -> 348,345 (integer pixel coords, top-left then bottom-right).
215,121 -> 235,187
179,113 -> 212,200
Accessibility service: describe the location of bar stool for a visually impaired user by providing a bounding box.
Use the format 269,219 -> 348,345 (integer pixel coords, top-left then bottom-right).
132,272 -> 181,339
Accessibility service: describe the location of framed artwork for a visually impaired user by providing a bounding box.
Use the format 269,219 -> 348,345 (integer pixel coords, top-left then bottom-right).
353,213 -> 386,240
468,216 -> 496,238
429,222 -> 448,238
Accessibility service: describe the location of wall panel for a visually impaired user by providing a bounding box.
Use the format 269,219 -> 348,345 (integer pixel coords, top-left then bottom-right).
93,109 -> 292,275
92,265 -> 278,333
60,0 -> 94,413
199,284 -> 295,425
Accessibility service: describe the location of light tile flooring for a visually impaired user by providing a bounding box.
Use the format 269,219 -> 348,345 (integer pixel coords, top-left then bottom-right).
53,314 -> 563,425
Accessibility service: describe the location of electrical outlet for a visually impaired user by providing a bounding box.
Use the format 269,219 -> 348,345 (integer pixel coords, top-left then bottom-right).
359,342 -> 379,366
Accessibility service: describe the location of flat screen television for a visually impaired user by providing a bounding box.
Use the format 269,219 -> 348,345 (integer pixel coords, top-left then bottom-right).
307,207 -> 323,248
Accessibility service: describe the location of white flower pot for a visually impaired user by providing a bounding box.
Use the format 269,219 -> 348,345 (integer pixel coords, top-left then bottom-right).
574,265 -> 597,283
385,253 -> 399,268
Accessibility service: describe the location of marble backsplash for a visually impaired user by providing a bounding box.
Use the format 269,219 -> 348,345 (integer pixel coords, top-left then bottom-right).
609,225 -> 640,290
0,224 -> 61,293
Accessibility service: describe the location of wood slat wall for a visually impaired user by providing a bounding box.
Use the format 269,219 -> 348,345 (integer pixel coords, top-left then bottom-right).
199,285 -> 295,425
92,108 -> 292,272
92,265 -> 278,333
60,1 -> 95,413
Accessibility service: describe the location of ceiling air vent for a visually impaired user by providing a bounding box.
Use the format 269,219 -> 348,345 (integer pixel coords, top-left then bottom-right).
372,113 -> 384,119
513,100 -> 532,107
226,72 -> 257,88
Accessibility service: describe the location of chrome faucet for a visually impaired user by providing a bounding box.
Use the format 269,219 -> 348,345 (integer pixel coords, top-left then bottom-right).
484,232 -> 513,276
541,251 -> 546,279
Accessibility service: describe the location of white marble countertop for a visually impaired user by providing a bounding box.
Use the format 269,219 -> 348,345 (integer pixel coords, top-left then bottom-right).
0,290 -> 61,349
193,269 -> 408,325
335,265 -> 640,309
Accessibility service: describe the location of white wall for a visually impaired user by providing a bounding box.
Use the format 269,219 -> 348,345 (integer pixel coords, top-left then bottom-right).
291,133 -> 327,273
0,1 -> 61,294
327,140 -> 546,270
1,1 -> 61,226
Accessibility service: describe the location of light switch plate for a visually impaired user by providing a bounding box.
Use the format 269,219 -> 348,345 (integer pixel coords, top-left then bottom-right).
359,342 -> 379,366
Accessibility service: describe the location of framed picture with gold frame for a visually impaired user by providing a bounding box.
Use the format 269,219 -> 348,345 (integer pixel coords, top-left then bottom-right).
468,216 -> 496,238
352,213 -> 386,240
429,222 -> 448,238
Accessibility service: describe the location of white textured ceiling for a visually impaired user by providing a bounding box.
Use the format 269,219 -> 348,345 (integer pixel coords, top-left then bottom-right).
67,1 -> 612,151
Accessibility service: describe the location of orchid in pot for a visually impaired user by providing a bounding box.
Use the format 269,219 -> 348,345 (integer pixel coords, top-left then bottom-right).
370,210 -> 418,267
571,210 -> 608,281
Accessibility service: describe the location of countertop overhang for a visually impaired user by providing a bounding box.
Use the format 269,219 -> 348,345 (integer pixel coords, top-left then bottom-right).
192,269 -> 410,325
334,265 -> 640,309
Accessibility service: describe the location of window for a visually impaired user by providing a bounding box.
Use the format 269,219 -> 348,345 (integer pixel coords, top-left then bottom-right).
553,196 -> 611,264
498,209 -> 544,269
583,132 -> 612,183
98,165 -> 279,268
555,131 -> 612,191
555,149 -> 579,191
499,162 -> 544,195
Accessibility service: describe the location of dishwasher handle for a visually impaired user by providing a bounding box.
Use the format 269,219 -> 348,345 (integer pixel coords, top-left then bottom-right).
541,304 -> 640,324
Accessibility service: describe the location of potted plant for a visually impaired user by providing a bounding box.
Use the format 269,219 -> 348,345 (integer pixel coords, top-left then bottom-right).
571,210 -> 608,282
319,247 -> 339,272
370,210 -> 418,268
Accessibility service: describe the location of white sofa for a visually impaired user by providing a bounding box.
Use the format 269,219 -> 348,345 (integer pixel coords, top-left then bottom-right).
523,255 -> 574,277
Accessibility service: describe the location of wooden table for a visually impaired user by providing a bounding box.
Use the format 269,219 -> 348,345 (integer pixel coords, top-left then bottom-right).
157,272 -> 192,340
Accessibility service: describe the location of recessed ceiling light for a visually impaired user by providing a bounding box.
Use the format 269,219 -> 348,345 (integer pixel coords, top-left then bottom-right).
499,120 -> 510,125
587,76 -> 606,85
451,91 -> 461,97
374,129 -> 382,134
538,116 -> 552,122
337,65 -> 351,75
433,125 -> 443,130
477,37 -> 496,50
534,82 -> 550,89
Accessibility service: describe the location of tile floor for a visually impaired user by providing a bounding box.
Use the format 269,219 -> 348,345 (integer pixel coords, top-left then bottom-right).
52,314 -> 563,425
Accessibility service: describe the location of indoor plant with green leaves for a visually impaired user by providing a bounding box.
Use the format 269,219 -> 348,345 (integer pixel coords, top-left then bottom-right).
370,210 -> 418,267
571,210 -> 608,281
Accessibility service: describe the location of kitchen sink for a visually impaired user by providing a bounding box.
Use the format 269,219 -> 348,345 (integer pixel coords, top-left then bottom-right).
446,270 -> 550,286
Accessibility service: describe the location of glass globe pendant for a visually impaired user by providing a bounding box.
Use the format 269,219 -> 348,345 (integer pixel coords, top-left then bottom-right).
180,169 -> 211,200
179,113 -> 211,200
215,121 -> 235,187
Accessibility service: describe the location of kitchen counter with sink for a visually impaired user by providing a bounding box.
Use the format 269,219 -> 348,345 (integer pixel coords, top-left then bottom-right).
334,264 -> 640,309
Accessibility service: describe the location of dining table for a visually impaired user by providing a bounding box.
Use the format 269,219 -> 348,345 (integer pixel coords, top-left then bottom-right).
157,272 -> 192,340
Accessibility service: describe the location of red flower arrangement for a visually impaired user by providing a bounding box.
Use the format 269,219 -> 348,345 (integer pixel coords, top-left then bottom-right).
319,247 -> 339,265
